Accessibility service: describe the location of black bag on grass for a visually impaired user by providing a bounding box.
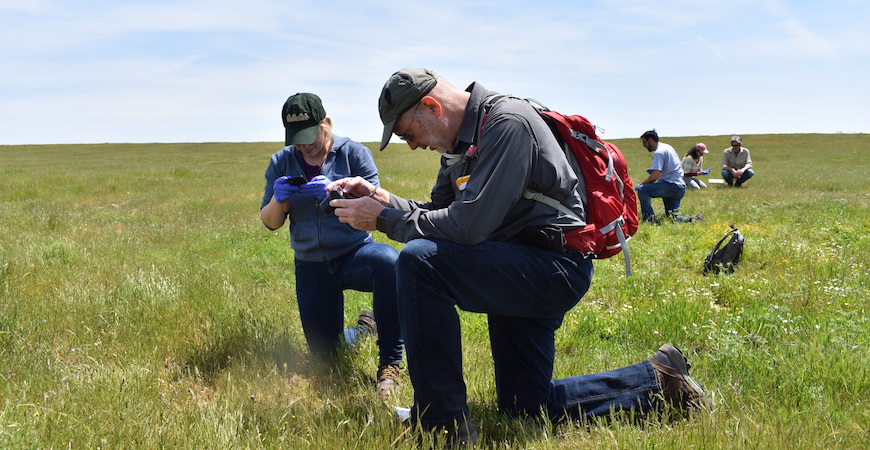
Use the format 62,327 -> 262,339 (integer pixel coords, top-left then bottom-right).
704,224 -> 744,275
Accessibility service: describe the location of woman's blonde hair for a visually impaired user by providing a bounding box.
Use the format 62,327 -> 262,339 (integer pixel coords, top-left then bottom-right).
317,117 -> 333,149
320,117 -> 333,134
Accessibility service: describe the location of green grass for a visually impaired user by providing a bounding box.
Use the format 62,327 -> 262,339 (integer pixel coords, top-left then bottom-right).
1,134 -> 868,448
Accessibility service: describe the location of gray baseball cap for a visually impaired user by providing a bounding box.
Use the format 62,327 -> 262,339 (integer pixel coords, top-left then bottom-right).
378,67 -> 438,150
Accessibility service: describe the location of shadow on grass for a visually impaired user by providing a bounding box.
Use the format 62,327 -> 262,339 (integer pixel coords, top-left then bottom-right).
165,309 -> 312,382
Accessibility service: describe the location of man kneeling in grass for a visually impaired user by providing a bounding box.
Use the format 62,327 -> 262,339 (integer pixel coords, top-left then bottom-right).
329,67 -> 709,446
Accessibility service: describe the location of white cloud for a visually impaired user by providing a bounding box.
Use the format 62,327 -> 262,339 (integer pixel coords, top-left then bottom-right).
1,0 -> 867,145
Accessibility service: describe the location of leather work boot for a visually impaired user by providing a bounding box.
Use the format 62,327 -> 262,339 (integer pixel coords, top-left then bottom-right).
437,418 -> 478,448
650,343 -> 710,412
393,409 -> 478,448
376,364 -> 400,399
422,417 -> 478,449
357,310 -> 377,337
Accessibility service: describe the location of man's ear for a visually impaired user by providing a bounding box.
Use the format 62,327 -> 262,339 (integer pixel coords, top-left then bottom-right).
419,96 -> 442,117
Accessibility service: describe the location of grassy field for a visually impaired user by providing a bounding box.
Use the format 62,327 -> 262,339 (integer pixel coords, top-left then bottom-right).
1,133 -> 868,448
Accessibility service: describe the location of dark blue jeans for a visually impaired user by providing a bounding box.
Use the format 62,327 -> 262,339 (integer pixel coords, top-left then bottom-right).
635,182 -> 692,223
548,361 -> 658,420
397,239 -> 660,428
721,168 -> 754,186
295,242 -> 403,366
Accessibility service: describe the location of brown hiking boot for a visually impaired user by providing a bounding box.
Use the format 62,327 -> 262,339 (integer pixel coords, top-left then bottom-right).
393,408 -> 478,448
650,343 -> 710,412
434,418 -> 478,448
377,364 -> 400,399
357,310 -> 377,337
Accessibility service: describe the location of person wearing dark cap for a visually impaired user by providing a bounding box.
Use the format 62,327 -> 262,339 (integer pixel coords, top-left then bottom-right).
324,68 -> 708,446
259,93 -> 404,398
721,136 -> 754,187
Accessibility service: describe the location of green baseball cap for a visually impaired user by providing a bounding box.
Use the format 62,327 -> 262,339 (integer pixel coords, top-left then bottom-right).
378,67 -> 438,150
282,93 -> 326,146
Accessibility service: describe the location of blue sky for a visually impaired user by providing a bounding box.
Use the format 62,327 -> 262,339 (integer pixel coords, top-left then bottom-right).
1,0 -> 868,145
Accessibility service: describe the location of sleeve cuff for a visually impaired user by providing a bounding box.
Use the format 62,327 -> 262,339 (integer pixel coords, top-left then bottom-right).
375,210 -> 388,233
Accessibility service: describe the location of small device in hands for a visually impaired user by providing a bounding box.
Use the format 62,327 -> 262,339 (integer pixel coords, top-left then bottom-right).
281,176 -> 309,213
321,185 -> 356,214
288,176 -> 308,186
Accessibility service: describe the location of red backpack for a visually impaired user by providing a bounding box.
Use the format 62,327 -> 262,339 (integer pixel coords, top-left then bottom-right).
537,108 -> 638,275
484,96 -> 639,275
536,108 -> 638,275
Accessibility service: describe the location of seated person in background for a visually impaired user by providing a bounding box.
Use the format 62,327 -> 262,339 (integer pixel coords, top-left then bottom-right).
721,136 -> 754,187
682,143 -> 710,190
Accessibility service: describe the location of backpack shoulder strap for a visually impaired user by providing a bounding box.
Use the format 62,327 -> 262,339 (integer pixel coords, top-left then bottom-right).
522,188 -> 580,221
709,227 -> 740,255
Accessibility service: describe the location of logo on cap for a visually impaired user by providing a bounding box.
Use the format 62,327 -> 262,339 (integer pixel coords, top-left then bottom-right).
286,113 -> 311,123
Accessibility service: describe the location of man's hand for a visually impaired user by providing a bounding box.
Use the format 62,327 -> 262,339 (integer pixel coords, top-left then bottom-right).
273,177 -> 302,202
327,176 -> 378,199
331,197 -> 384,231
326,177 -> 389,231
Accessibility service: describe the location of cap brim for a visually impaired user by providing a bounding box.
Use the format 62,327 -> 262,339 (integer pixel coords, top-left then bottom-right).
285,124 -> 319,146
379,118 -> 397,151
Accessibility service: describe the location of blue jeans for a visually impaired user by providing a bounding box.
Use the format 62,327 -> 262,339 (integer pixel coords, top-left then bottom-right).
295,242 -> 403,366
397,238 -> 661,427
548,360 -> 658,419
721,169 -> 754,186
635,182 -> 692,223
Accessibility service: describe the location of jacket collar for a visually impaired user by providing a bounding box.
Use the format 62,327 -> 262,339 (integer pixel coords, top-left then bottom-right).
451,82 -> 491,155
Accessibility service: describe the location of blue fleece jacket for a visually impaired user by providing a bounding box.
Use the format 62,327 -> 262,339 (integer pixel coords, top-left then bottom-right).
260,135 -> 379,262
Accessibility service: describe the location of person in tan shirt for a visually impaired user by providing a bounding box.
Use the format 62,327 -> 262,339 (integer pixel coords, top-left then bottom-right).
721,136 -> 755,187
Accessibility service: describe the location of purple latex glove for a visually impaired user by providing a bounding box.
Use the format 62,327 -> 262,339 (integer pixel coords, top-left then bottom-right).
299,175 -> 331,200
273,177 -> 302,202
